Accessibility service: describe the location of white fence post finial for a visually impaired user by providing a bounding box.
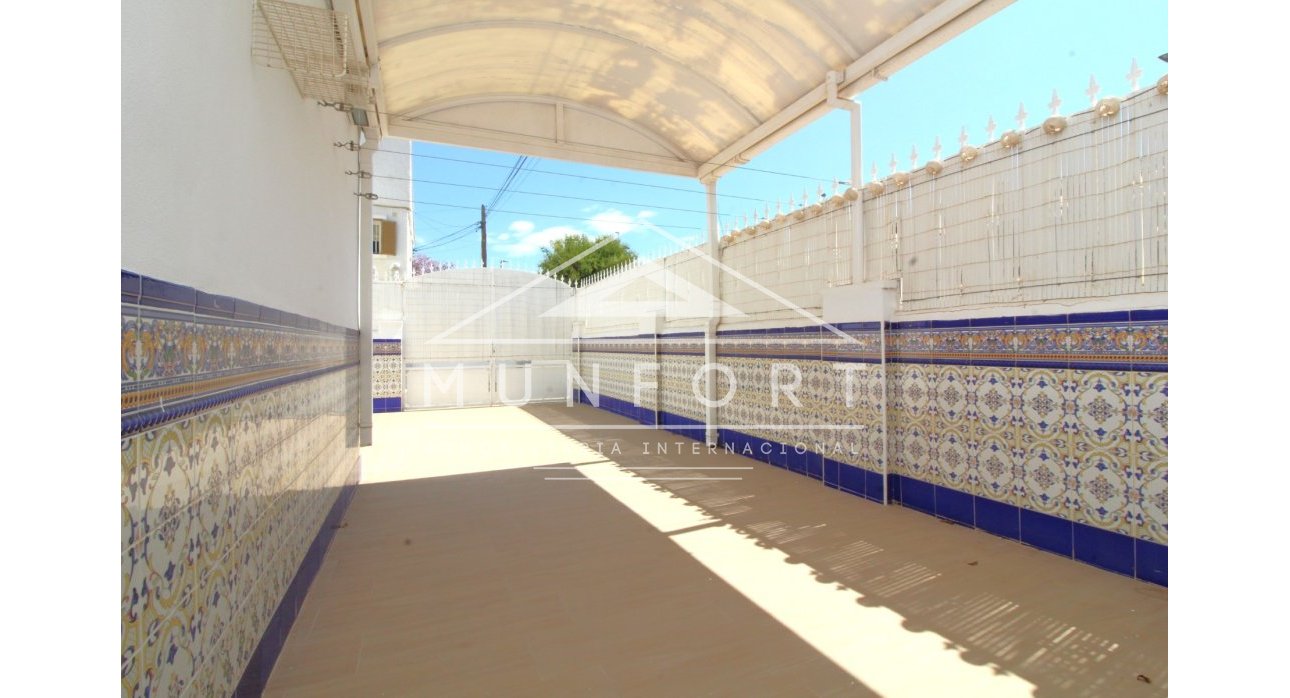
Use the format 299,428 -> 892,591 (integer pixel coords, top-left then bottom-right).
1127,58 -> 1142,91
1086,74 -> 1100,107
986,116 -> 997,142
1015,102 -> 1028,130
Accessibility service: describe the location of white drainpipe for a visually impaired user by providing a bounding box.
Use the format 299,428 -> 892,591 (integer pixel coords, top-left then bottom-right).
357,129 -> 374,446
825,70 -> 865,285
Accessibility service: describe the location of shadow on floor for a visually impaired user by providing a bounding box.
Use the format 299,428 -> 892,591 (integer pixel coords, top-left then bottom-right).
265,463 -> 875,696
517,403 -> 1167,698
266,404 -> 1166,697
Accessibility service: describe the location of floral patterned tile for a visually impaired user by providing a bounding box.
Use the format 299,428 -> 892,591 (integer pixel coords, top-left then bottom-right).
142,604 -> 198,698
936,428 -> 971,490
1133,457 -> 1168,544
1017,440 -> 1070,518
1134,371 -> 1168,453
1069,450 -> 1134,535
970,366 -> 1013,431
1071,370 -> 1131,449
966,327 -> 1017,359
899,365 -> 933,419
192,562 -> 235,676
122,304 -> 141,384
973,432 -> 1014,502
1016,325 -> 1067,359
1131,321 -> 1168,363
934,328 -> 972,357
121,548 -> 144,696
865,425 -> 886,471
1065,323 -> 1133,360
122,435 -> 143,549
204,618 -> 240,698
1016,367 -> 1067,440
935,365 -> 969,426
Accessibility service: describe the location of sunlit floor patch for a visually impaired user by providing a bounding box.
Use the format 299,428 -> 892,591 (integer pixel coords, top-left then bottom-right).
578,461 -> 1037,697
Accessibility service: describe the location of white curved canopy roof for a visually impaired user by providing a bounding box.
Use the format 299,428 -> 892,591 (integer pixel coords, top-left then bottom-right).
365,0 -> 1011,180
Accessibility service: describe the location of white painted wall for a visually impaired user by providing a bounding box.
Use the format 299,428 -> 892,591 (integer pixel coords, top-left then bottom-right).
575,88 -> 1168,333
860,88 -> 1168,313
372,138 -> 413,282
122,0 -> 359,328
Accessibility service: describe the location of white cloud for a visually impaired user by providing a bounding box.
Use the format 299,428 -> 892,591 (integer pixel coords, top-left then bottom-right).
497,224 -> 580,257
587,209 -> 637,236
494,210 -> 661,261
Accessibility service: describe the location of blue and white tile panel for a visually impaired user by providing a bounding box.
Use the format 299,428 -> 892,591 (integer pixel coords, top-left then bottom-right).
575,310 -> 1167,586
121,270 -> 362,696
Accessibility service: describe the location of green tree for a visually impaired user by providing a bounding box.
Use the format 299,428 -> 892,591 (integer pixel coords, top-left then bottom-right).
538,234 -> 636,284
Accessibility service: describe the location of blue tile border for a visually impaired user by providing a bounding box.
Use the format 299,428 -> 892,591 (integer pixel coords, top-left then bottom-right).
935,486 -> 974,526
196,291 -> 237,318
1020,509 -> 1074,557
974,497 -> 1020,540
141,275 -> 196,312
1135,539 -> 1168,586
125,269 -> 358,337
970,315 -> 1016,328
581,314 -> 1164,369
121,270 -> 141,304
1074,522 -> 1135,576
837,462 -> 867,498
233,457 -> 361,697
826,321 -> 881,332
1131,308 -> 1168,322
1013,313 -> 1069,326
902,477 -> 935,514
1068,310 -> 1131,324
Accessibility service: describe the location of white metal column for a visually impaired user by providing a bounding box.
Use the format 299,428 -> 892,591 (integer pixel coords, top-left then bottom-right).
704,179 -> 720,445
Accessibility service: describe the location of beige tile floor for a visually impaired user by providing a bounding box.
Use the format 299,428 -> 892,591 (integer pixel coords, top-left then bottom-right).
264,405 -> 1166,697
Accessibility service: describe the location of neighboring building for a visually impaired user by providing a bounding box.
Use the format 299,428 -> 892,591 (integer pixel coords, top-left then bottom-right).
372,137 -> 413,281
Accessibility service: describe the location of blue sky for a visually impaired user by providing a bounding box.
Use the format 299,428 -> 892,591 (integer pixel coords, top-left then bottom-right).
403,0 -> 1167,268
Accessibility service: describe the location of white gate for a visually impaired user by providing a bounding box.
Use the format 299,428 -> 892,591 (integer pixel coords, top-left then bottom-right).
400,268 -> 574,409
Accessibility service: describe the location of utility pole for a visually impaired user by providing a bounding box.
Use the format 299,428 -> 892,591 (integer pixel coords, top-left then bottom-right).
480,204 -> 488,268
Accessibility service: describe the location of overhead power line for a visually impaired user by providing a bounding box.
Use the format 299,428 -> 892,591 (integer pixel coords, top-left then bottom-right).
359,147 -> 785,202
372,172 -> 725,216
383,196 -> 708,231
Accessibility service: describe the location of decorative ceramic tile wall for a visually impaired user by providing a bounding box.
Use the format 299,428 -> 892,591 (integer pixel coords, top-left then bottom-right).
575,310 -> 1167,585
122,271 -> 361,696
576,335 -> 658,420
372,339 -> 403,412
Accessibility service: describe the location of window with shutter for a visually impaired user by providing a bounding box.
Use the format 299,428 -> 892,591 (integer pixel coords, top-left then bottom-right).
380,220 -> 397,256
